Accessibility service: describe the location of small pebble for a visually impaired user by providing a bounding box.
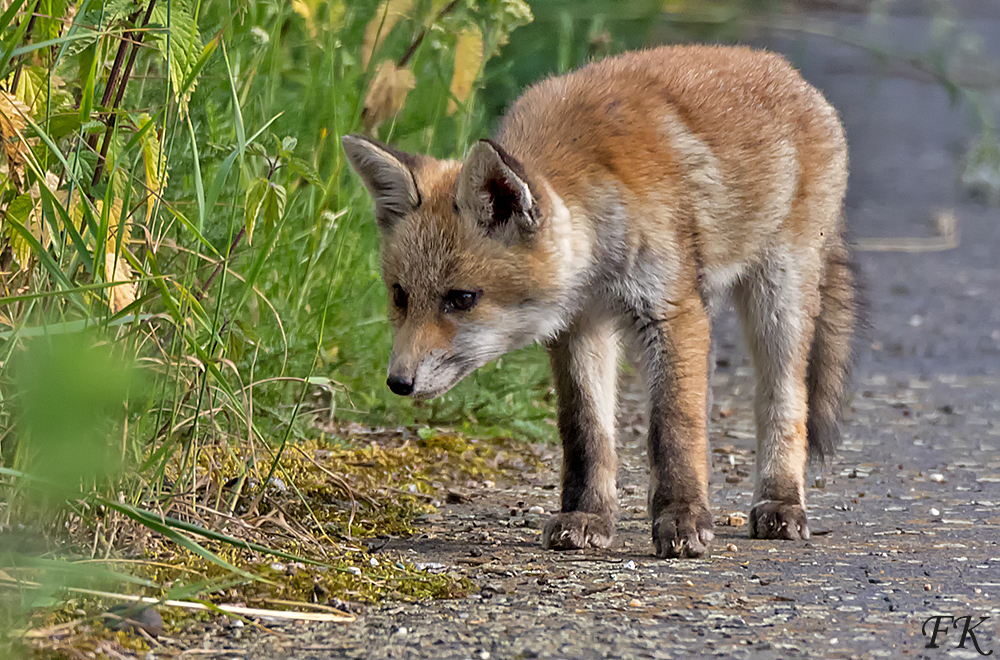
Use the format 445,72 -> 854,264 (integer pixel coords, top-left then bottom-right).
396,627 -> 407,635
527,505 -> 545,515
369,557 -> 380,567
726,543 -> 738,552
347,566 -> 362,576
929,507 -> 940,516
477,651 -> 490,660
628,598 -> 642,607
924,584 -> 932,591
623,560 -> 637,570
483,480 -> 496,488
929,473 -> 944,483
684,580 -> 695,587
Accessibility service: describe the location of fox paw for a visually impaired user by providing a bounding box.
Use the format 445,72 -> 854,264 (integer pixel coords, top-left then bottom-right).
652,503 -> 714,558
749,501 -> 810,540
542,512 -> 616,550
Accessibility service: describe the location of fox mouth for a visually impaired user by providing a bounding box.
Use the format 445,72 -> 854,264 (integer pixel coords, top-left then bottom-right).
391,337 -> 507,400
405,358 -> 481,400
410,386 -> 454,401
410,369 -> 473,401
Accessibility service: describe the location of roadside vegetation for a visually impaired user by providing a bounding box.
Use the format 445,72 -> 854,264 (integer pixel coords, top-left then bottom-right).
1,0 -> 997,656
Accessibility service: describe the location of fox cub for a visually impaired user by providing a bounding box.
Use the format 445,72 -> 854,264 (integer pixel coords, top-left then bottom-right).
343,45 -> 854,558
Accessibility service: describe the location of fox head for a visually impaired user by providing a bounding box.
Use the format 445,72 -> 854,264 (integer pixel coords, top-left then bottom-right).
342,134 -> 572,400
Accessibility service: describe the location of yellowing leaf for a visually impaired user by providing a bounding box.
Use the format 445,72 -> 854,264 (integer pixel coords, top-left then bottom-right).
448,27 -> 484,115
244,177 -> 269,245
0,90 -> 28,139
294,0 -> 346,36
102,197 -> 136,314
362,60 -> 415,132
105,247 -> 136,314
4,193 -> 36,269
292,0 -> 317,39
327,0 -> 346,33
494,0 -> 533,49
138,113 -> 167,223
292,0 -> 317,37
0,90 -> 31,183
362,0 -> 414,68
2,172 -> 66,270
7,67 -> 70,117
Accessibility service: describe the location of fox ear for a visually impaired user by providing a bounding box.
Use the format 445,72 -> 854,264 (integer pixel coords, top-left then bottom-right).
342,134 -> 420,230
457,139 -> 538,242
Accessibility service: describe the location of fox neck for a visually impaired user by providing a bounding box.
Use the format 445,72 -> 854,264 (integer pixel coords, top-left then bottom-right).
521,179 -> 597,343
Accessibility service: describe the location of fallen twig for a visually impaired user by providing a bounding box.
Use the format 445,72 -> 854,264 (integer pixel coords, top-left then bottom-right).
853,209 -> 959,253
1,581 -> 355,623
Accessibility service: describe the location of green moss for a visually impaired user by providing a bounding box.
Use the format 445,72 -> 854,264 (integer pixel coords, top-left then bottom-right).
10,428 -> 534,654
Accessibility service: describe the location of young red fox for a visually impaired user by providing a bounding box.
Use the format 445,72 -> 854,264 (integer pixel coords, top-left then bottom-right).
343,45 -> 854,558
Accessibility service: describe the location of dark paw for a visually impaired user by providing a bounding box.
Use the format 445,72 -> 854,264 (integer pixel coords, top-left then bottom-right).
541,512 -> 616,550
749,501 -> 810,540
652,503 -> 714,558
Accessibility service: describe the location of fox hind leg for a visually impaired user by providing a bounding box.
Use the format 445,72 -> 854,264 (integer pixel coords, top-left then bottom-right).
542,315 -> 619,550
734,252 -> 822,540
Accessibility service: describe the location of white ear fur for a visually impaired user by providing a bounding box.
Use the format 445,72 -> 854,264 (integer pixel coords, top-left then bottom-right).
456,140 -> 537,242
342,135 -> 420,230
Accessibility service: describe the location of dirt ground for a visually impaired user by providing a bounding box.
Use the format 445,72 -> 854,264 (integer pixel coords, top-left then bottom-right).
169,5 -> 1000,659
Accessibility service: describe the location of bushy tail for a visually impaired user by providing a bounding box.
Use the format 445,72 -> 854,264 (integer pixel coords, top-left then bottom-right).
806,235 -> 856,461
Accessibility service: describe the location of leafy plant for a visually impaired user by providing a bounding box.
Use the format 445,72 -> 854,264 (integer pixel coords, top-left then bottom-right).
0,0 -> 541,649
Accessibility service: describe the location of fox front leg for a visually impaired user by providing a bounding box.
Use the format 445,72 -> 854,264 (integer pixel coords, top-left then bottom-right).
542,316 -> 619,550
631,294 -> 715,559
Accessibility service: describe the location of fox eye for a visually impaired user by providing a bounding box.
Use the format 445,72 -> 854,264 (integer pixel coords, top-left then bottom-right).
443,289 -> 480,313
392,284 -> 408,311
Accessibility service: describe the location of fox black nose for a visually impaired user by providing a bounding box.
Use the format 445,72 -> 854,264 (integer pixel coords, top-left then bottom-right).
386,375 -> 414,396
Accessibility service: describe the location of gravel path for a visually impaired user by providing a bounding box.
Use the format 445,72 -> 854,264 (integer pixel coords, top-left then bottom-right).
229,201 -> 999,658
216,206 -> 1000,658
182,6 -> 1000,659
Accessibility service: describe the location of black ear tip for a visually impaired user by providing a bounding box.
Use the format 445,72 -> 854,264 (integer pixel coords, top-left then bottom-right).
476,138 -> 501,154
